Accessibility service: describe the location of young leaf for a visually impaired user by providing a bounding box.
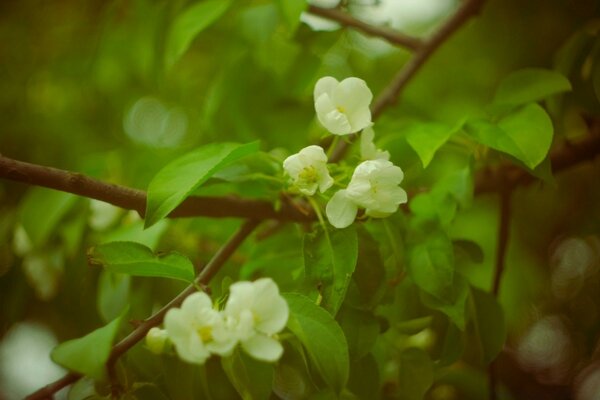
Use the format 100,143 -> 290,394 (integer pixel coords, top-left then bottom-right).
405,122 -> 455,168
97,270 -> 130,323
303,226 -> 358,315
165,0 -> 232,70
471,287 -> 506,364
283,293 -> 350,394
221,349 -> 274,400
493,68 -> 571,107
145,141 -> 259,228
397,348 -> 434,400
277,0 -> 307,32
51,311 -> 126,379
89,241 -> 195,282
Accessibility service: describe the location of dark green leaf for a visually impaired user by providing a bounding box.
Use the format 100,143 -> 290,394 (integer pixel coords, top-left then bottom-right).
165,0 -> 232,69
471,287 -> 506,364
348,353 -> 380,400
493,68 -> 571,107
284,293 -> 349,394
347,227 -> 386,310
337,307 -> 379,360
221,349 -> 274,400
420,275 -> 469,330
145,141 -> 259,227
89,241 -> 195,282
453,239 -> 484,264
51,311 -> 126,379
303,227 -> 358,315
405,122 -> 455,168
397,348 -> 433,400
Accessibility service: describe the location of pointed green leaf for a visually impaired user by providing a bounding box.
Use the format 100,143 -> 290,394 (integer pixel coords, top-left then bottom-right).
51,311 -> 126,379
493,68 -> 571,107
145,141 -> 259,227
283,293 -> 349,394
420,274 -> 469,330
405,122 -> 455,168
397,348 -> 433,400
471,287 -> 506,364
303,227 -> 358,315
89,241 -> 195,282
221,349 -> 274,400
165,0 -> 232,70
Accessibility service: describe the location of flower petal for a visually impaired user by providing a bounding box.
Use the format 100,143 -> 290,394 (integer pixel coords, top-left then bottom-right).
252,279 -> 289,335
181,291 -> 213,314
314,76 -> 339,101
242,334 -> 284,362
315,94 -> 352,135
326,189 -> 358,229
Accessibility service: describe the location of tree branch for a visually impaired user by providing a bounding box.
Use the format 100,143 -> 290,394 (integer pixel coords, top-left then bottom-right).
306,5 -> 423,50
26,219 -> 260,400
0,155 -> 313,222
329,0 -> 486,163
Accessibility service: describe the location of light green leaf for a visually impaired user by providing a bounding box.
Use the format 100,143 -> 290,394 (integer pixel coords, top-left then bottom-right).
284,293 -> 349,394
493,68 -> 571,107
497,103 -> 554,169
277,0 -> 307,32
221,349 -> 274,400
145,141 -> 259,228
51,311 -> 126,379
165,0 -> 232,70
405,122 -> 455,168
89,241 -> 195,282
397,348 -> 433,400
303,227 -> 358,315
19,188 -> 77,247
465,104 -> 554,169
471,287 -> 506,364
97,270 -> 130,323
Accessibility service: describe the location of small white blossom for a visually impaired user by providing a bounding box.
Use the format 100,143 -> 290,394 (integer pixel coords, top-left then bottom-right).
314,77 -> 373,135
283,145 -> 333,196
145,327 -> 169,354
326,159 -> 407,228
164,292 -> 236,364
360,127 -> 390,161
301,0 -> 341,31
223,278 -> 289,362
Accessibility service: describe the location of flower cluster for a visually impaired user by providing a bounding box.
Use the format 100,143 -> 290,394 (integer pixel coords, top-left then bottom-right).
282,76 -> 407,228
146,278 -> 289,364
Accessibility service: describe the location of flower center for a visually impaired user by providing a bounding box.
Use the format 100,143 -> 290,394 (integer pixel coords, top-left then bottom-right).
336,106 -> 346,114
197,326 -> 213,342
298,166 -> 318,183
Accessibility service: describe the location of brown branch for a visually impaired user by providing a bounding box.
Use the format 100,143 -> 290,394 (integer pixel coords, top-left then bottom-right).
306,5 -> 422,50
329,0 -> 486,163
0,155 -> 313,222
26,219 -> 260,400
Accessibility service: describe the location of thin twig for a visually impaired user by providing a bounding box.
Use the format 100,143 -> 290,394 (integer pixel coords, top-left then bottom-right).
306,5 -> 422,50
329,0 -> 486,163
26,219 -> 260,400
0,155 -> 312,222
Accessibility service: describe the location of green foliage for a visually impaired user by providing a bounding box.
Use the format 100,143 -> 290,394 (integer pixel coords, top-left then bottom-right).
221,350 -> 274,400
284,293 -> 349,394
89,241 -> 195,282
397,348 -> 434,400
145,141 -> 259,227
51,311 -> 126,379
303,226 -> 358,315
470,287 -> 506,364
405,121 -> 457,168
492,68 -> 571,107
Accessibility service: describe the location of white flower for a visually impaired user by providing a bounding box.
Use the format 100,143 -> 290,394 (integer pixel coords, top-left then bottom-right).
326,159 -> 407,228
360,127 -> 390,161
145,327 -> 168,354
164,292 -> 236,364
283,145 -> 333,196
223,278 -> 289,362
301,0 -> 342,31
314,77 -> 373,135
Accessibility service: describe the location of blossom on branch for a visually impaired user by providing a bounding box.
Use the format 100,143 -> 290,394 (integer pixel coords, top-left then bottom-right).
326,159 -> 407,228
314,76 -> 373,135
283,145 -> 333,196
360,127 -> 390,161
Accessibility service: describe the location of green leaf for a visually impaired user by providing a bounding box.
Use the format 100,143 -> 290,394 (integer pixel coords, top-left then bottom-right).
165,0 -> 232,70
19,188 -> 77,247
453,239 -> 484,264
277,0 -> 307,32
407,230 -> 455,302
221,349 -> 274,400
284,293 -> 349,394
405,122 -> 455,168
337,307 -> 379,361
348,353 -> 380,400
89,241 -> 195,282
51,311 -> 126,379
397,348 -> 434,400
465,104 -> 554,169
497,103 -> 554,169
303,227 -> 358,315
493,68 -> 571,107
471,287 -> 506,364
347,227 -> 386,310
97,270 -> 130,323
420,274 -> 469,330
145,141 -> 259,227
